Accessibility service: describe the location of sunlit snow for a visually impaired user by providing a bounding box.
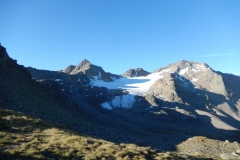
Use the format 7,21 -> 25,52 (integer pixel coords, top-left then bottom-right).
91,69 -> 170,95
192,64 -> 208,72
191,78 -> 198,82
179,67 -> 188,75
94,70 -> 171,109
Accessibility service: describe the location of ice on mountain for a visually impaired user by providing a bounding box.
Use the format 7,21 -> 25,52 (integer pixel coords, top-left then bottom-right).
55,79 -> 62,82
90,72 -> 164,95
111,94 -> 135,109
101,102 -> 112,110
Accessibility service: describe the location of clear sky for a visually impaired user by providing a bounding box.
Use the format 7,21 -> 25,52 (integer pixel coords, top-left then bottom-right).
1,0 -> 240,75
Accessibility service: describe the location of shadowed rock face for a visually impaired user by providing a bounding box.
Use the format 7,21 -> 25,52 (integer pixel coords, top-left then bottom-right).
122,68 -> 150,77
0,45 -> 9,58
0,45 -> 89,129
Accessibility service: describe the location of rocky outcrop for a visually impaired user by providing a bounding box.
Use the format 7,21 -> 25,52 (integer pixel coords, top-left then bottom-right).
145,94 -> 158,106
0,44 -> 87,129
122,68 -> 150,77
60,59 -> 119,82
148,73 -> 183,103
61,65 -> 76,74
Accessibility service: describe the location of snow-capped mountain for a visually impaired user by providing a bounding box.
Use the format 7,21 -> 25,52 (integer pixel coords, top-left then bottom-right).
27,59 -> 240,133
2,44 -> 240,157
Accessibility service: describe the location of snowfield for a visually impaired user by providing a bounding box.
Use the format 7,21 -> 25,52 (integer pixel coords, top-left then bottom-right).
91,69 -> 171,109
91,69 -> 171,95
92,65 -> 207,110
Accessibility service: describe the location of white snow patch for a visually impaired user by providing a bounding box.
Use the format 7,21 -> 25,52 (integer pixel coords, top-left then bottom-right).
101,102 -> 112,110
62,89 -> 65,91
192,64 -> 208,72
149,106 -> 153,109
98,71 -> 102,78
91,71 -> 167,95
179,67 -> 188,75
191,78 -> 198,82
111,94 -> 135,109
55,79 -> 62,82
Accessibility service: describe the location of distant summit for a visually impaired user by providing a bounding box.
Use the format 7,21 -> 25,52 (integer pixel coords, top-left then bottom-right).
60,59 -> 119,82
61,65 -> 76,74
153,60 -> 210,73
122,68 -> 150,77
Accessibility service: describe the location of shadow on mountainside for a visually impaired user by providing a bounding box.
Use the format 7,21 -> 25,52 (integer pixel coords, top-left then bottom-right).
0,109 -> 215,160
74,96 -> 240,152
173,75 -> 240,130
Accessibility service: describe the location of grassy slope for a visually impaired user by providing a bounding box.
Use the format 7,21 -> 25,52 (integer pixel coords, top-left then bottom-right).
0,109 -> 213,160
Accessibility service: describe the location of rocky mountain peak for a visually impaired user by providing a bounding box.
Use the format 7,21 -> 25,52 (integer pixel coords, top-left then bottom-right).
56,59 -> 119,82
153,60 -> 210,74
61,65 -> 76,74
67,59 -> 92,75
79,59 -> 91,66
122,68 -> 150,77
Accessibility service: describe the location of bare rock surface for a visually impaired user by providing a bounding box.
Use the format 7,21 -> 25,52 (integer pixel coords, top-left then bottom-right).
122,68 -> 150,77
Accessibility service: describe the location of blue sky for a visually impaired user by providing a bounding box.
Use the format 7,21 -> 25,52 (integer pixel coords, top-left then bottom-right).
1,0 -> 240,75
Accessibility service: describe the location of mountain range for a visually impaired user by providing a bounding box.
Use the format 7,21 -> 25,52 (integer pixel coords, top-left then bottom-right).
1,44 -> 240,159
27,55 -> 240,132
